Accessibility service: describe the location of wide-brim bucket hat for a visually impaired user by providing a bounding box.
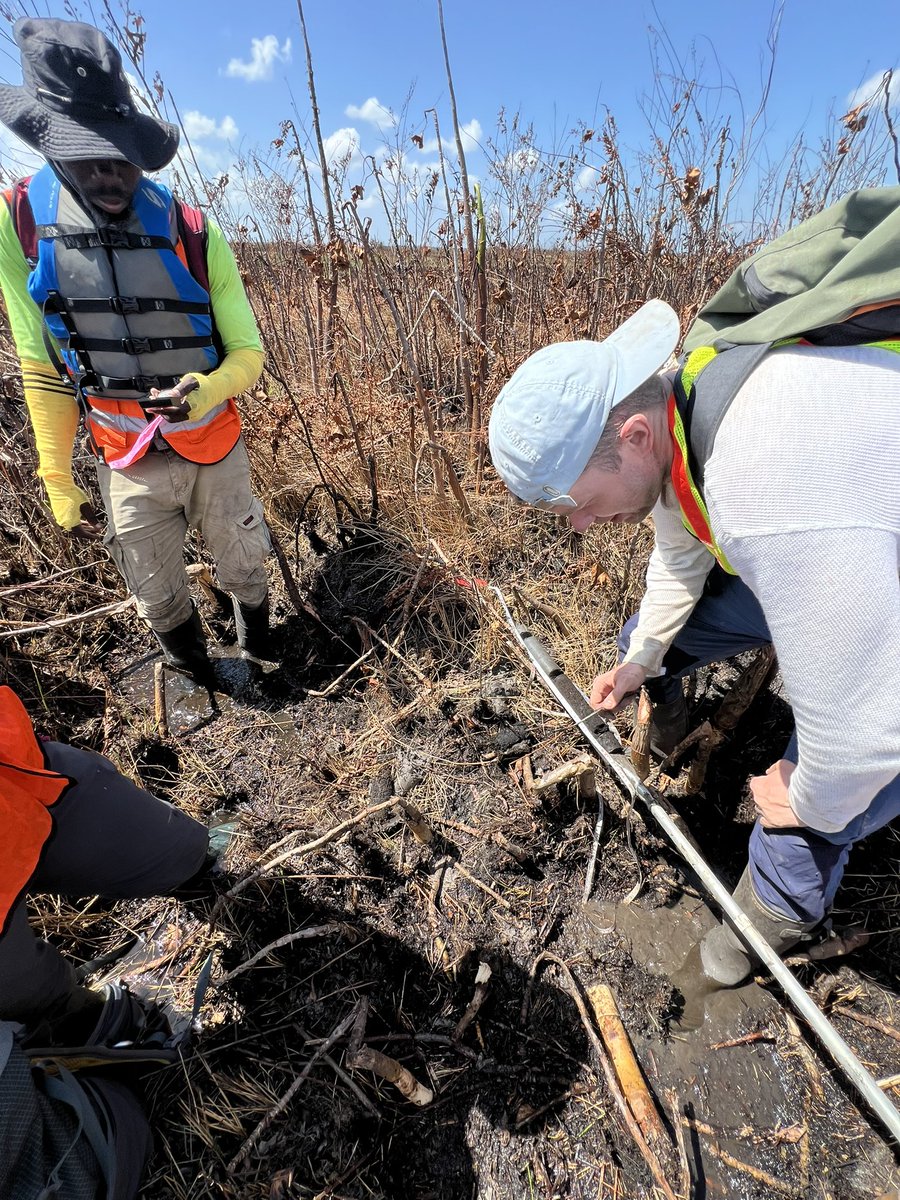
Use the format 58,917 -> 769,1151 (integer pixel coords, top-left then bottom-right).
0,17 -> 179,171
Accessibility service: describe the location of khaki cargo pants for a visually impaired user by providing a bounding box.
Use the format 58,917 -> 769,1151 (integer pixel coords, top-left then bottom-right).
96,437 -> 271,634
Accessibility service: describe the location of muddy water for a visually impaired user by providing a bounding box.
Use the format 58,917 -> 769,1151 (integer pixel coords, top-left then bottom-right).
116,649 -> 297,740
583,892 -> 900,1197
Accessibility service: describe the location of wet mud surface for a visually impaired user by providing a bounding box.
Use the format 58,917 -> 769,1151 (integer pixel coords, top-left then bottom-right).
9,521 -> 900,1200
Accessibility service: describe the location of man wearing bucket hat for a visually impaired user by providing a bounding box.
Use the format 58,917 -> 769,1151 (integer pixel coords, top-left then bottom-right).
0,17 -> 273,687
489,299 -> 900,1026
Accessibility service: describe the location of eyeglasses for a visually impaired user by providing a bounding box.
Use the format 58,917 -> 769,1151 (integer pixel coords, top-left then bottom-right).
515,485 -> 578,510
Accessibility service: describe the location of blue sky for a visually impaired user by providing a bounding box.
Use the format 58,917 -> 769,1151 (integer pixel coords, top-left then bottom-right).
1,0 -> 899,233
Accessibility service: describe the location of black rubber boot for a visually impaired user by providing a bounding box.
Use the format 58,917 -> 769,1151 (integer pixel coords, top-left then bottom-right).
154,608 -> 216,688
233,593 -> 272,662
671,867 -> 817,1031
649,694 -> 689,756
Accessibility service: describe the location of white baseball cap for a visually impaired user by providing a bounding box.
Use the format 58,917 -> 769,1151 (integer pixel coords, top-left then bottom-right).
488,299 -> 680,506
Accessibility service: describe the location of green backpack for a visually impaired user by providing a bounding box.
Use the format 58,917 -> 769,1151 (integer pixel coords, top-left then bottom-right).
677,186 -> 900,492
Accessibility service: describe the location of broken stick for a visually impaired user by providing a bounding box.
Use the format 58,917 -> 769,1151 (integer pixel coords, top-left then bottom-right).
454,961 -> 492,1042
349,1044 -> 434,1106
153,660 -> 168,739
586,981 -> 668,1150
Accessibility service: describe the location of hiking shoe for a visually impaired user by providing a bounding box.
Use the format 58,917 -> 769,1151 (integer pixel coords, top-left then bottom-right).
26,983 -> 181,1068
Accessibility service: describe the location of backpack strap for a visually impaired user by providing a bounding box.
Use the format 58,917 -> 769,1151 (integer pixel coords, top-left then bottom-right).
4,177 -> 37,262
677,342 -> 772,492
174,197 -> 210,292
43,1066 -> 116,1192
173,197 -> 225,362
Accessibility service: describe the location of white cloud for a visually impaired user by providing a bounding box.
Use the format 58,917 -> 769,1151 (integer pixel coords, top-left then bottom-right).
225,35 -> 292,83
323,126 -> 360,166
412,118 -> 483,159
503,145 -> 540,174
847,69 -> 900,111
345,97 -> 396,127
576,164 -> 601,191
183,111 -> 239,142
460,118 -> 482,152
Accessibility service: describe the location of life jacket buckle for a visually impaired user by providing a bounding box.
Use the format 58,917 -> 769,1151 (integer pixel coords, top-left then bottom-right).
98,226 -> 130,249
122,337 -> 152,356
111,296 -> 140,315
134,375 -> 161,391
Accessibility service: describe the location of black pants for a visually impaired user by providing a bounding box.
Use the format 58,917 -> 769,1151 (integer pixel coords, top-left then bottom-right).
0,743 -> 208,1024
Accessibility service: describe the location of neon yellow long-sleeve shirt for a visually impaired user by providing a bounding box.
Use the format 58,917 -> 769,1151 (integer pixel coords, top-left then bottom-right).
0,190 -> 264,529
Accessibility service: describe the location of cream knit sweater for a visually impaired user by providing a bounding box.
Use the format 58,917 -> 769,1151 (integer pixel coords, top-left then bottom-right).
623,343 -> 900,834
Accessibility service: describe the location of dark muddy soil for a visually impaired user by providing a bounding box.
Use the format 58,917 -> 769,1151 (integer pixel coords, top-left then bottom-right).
6,519 -> 900,1200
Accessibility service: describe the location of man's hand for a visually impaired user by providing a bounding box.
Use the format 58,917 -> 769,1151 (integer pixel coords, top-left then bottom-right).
144,375 -> 198,422
68,502 -> 103,541
590,662 -> 647,711
750,759 -> 805,829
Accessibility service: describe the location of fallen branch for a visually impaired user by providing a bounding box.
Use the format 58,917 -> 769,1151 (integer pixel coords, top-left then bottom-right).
586,981 -> 669,1150
666,1090 -> 694,1200
349,1044 -> 434,1106
268,526 -> 326,628
227,1004 -> 359,1172
0,563 -> 97,596
306,648 -> 376,698
0,596 -> 134,638
153,661 -> 168,739
533,954 -> 678,1200
223,798 -> 399,901
214,924 -> 352,987
532,756 -> 596,798
351,617 -> 431,687
681,1121 -> 800,1196
454,961 -> 492,1042
833,1005 -> 900,1043
454,861 -> 512,910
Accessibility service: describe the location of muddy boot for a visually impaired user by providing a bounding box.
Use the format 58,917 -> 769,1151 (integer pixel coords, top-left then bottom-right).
671,867 -> 817,1032
154,608 -> 216,690
233,594 -> 273,663
168,810 -> 242,899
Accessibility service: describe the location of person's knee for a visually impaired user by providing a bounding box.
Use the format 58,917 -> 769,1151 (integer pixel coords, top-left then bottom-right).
106,531 -> 192,631
36,744 -> 211,896
749,824 -> 846,925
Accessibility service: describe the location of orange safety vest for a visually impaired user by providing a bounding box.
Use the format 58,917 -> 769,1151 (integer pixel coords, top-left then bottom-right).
4,171 -> 242,468
0,686 -> 71,932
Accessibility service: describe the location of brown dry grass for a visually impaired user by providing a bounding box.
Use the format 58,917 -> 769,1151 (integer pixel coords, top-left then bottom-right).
1,4 -> 900,1197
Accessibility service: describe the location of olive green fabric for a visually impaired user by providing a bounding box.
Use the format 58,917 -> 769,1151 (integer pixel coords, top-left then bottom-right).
684,187 -> 900,352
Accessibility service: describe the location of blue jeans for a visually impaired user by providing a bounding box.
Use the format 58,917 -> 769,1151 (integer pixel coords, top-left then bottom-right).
619,570 -> 900,922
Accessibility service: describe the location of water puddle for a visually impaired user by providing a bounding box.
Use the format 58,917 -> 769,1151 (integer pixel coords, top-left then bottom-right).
116,648 -> 298,740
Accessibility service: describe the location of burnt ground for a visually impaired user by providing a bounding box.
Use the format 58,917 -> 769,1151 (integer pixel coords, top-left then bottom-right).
5,513 -> 900,1200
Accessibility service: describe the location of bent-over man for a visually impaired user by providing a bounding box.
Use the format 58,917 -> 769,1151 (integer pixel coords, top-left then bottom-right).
488,298 -> 900,1026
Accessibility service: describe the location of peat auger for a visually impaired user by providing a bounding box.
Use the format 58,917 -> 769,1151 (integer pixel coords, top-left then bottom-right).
491,585 -> 900,1148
